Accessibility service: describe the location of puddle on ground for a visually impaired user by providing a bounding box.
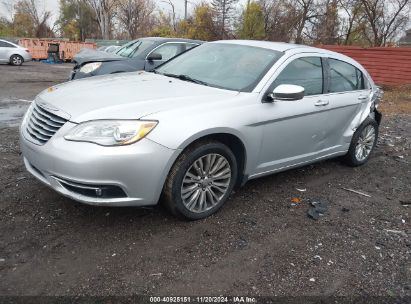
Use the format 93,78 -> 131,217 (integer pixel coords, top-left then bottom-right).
0,99 -> 31,127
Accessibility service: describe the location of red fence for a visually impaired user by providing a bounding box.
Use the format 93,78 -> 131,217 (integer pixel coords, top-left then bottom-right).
319,45 -> 411,86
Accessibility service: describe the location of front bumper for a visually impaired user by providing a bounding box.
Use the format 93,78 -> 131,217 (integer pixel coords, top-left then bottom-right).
20,122 -> 179,206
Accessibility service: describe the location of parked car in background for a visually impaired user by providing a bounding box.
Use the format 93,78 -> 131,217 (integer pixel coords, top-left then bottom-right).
97,45 -> 121,53
20,40 -> 383,220
97,46 -> 109,52
71,37 -> 202,80
0,39 -> 32,66
105,45 -> 121,53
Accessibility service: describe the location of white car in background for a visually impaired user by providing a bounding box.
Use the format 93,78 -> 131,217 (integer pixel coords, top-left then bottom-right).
105,45 -> 121,53
97,45 -> 121,53
0,39 -> 32,66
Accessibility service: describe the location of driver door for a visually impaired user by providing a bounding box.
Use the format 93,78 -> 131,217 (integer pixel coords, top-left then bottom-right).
255,55 -> 331,175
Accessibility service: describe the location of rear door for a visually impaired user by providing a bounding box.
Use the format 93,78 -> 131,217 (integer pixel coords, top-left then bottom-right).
322,58 -> 371,151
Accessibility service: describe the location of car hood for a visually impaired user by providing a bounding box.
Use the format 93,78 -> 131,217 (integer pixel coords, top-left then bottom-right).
36,71 -> 238,123
73,48 -> 126,65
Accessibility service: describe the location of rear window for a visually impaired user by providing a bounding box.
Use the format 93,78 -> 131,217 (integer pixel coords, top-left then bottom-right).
328,59 -> 365,93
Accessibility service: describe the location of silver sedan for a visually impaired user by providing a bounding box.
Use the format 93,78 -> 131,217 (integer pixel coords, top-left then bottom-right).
20,40 -> 383,220
0,39 -> 32,65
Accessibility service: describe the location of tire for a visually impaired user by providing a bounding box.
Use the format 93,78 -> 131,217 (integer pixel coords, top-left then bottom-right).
344,117 -> 379,167
163,140 -> 238,220
10,54 -> 24,66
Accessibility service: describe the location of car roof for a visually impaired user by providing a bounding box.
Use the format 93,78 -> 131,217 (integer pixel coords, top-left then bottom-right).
212,40 -> 350,57
212,40 -> 314,52
211,40 -> 365,71
140,37 -> 203,44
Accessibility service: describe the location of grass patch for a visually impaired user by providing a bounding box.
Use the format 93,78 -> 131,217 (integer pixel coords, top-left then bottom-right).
379,85 -> 411,115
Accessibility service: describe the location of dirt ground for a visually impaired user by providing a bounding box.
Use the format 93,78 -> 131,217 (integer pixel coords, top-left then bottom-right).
0,62 -> 410,298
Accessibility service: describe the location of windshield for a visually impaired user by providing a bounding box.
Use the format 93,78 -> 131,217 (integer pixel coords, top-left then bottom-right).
156,43 -> 283,92
116,39 -> 155,58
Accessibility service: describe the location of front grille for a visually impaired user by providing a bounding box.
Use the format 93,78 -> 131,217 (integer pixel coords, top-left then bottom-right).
26,103 -> 68,145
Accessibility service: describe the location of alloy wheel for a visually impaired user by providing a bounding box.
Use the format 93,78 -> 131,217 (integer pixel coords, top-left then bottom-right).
181,153 -> 232,213
12,56 -> 22,65
355,125 -> 376,162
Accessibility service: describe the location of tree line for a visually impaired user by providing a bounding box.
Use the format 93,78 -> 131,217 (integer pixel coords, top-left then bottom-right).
0,0 -> 410,46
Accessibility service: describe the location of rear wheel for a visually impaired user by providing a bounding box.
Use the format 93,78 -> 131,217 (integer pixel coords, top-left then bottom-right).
344,117 -> 378,166
10,54 -> 23,66
163,140 -> 238,220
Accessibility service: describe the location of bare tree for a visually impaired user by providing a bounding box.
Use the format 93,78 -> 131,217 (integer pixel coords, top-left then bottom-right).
117,0 -> 155,38
293,0 -> 321,43
259,0 -> 325,43
211,0 -> 239,39
360,0 -> 410,46
161,0 -> 177,32
86,0 -> 117,39
15,0 -> 53,37
310,0 -> 340,44
260,0 -> 297,42
338,0 -> 366,45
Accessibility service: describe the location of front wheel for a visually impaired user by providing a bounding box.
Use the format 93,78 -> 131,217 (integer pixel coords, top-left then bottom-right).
10,55 -> 23,66
163,141 -> 238,220
344,117 -> 379,166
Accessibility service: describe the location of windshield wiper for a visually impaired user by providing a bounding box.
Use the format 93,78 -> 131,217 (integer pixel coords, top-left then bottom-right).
162,73 -> 209,86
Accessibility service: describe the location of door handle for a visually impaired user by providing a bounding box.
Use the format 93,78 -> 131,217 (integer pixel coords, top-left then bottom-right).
315,100 -> 329,106
358,95 -> 369,101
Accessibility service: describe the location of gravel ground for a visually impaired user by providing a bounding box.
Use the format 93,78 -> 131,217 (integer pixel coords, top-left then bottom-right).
0,62 -> 410,298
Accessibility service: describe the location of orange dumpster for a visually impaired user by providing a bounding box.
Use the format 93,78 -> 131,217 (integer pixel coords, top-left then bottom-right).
18,39 -> 96,61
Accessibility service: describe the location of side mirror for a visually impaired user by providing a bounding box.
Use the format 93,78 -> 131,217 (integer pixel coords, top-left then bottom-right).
147,52 -> 162,61
266,84 -> 305,102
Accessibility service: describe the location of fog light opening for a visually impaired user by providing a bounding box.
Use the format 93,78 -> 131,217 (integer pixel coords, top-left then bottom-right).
96,188 -> 103,197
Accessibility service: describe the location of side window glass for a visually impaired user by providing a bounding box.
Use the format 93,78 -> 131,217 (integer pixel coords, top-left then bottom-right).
272,57 -> 323,96
152,44 -> 181,61
185,43 -> 198,51
0,41 -> 12,47
328,59 -> 365,92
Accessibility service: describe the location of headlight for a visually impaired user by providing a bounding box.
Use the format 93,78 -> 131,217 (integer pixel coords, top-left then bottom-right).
79,62 -> 102,74
64,120 -> 158,146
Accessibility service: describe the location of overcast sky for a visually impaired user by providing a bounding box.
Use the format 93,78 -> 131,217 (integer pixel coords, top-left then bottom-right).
1,0 -> 408,37
0,0 -> 199,23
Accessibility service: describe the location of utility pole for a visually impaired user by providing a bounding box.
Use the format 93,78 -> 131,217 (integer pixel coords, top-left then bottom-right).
184,0 -> 188,20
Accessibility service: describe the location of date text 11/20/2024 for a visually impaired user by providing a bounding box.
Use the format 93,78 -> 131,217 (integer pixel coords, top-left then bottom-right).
149,296 -> 257,303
